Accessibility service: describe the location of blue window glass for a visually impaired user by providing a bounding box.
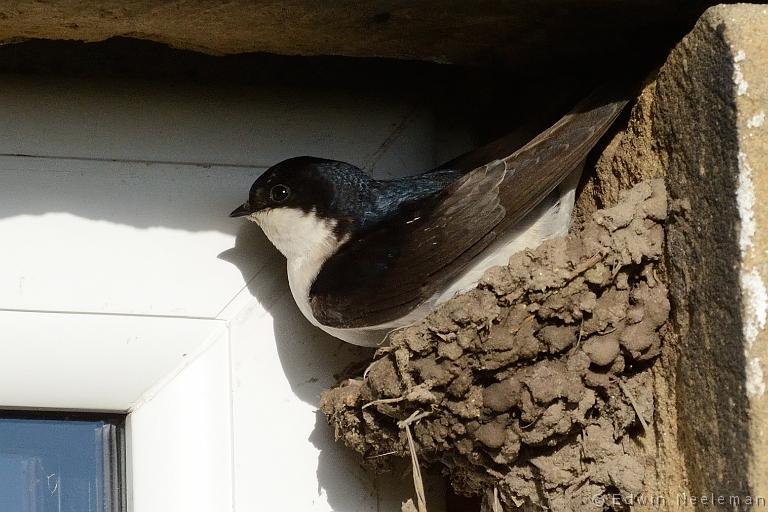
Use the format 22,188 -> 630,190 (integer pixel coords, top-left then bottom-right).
0,413 -> 124,512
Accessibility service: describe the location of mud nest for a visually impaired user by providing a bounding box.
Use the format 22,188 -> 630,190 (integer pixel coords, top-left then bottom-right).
321,180 -> 669,511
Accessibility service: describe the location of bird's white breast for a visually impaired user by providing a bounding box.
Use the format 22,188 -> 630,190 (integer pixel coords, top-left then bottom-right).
248,207 -> 346,330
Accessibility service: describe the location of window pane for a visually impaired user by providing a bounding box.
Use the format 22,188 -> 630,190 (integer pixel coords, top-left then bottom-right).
0,414 -> 124,512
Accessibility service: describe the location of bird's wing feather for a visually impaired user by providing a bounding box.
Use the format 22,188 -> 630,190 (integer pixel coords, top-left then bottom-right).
310,87 -> 629,328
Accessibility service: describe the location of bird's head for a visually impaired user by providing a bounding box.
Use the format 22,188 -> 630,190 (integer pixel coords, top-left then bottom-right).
230,156 -> 370,259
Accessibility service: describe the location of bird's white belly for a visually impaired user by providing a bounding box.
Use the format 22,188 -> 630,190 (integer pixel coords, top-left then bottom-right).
249,207 -> 380,342
287,258 -> 397,346
292,166 -> 582,347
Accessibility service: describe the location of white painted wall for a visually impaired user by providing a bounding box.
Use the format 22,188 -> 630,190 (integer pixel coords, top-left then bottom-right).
0,75 -> 464,511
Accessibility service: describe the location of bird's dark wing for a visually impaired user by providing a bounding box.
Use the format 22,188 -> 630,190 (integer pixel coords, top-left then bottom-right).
310,164 -> 506,328
310,86 -> 630,328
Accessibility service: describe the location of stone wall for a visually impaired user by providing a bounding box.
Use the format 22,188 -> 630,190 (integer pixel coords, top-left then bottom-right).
578,4 -> 768,508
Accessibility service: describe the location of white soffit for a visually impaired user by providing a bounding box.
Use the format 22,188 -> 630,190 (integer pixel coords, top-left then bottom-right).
0,310 -> 224,411
0,75 -> 433,170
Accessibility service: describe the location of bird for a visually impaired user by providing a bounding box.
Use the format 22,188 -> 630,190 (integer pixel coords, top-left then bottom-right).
230,86 -> 629,347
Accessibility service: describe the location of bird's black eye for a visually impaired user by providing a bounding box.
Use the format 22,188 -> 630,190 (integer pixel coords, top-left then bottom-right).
269,184 -> 291,203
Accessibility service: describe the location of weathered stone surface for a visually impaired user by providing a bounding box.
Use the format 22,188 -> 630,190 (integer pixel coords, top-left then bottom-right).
715,4 -> 768,504
0,1 -> 717,70
576,4 -> 768,508
659,7 -> 750,506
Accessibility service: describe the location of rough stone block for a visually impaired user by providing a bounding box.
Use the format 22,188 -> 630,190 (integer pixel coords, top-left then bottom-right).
578,4 -> 768,507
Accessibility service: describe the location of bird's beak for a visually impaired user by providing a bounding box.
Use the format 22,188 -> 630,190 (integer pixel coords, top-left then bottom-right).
229,202 -> 252,218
